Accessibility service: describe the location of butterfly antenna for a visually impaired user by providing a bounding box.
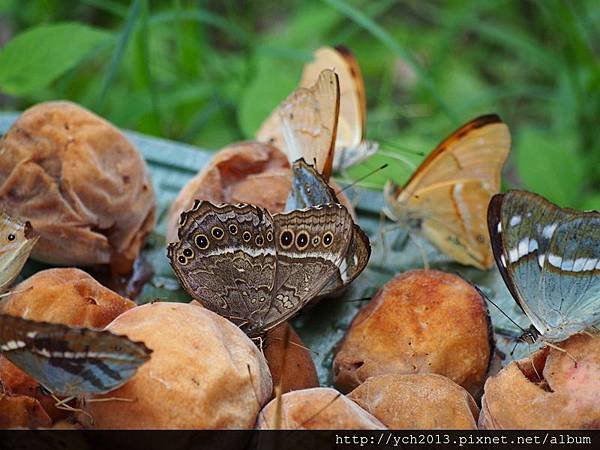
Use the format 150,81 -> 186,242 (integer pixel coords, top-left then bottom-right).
342,296 -> 372,303
475,286 -> 526,333
335,164 -> 388,194
267,336 -> 319,356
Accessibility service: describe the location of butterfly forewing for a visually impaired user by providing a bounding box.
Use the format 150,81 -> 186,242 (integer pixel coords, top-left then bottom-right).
168,202 -> 277,332
0,314 -> 151,397
385,115 -> 510,270
0,212 -> 39,293
488,190 -> 600,342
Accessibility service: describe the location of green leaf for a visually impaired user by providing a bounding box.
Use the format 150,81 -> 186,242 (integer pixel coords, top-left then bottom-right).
238,54 -> 301,138
515,127 -> 585,207
0,23 -> 112,96
580,193 -> 600,211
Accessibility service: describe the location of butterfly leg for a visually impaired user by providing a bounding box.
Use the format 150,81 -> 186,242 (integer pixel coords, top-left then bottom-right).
376,210 -> 388,266
252,335 -> 265,354
51,394 -> 95,422
408,232 -> 430,270
84,396 -> 136,404
545,342 -> 578,367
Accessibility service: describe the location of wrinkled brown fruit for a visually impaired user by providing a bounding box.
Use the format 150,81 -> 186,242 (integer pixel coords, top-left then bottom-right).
0,101 -> 156,270
166,141 -> 355,243
80,302 -> 272,429
0,394 -> 52,429
348,373 -> 479,429
264,322 -> 319,396
0,268 -> 135,424
480,333 -> 600,429
333,270 -> 493,397
256,387 -> 385,430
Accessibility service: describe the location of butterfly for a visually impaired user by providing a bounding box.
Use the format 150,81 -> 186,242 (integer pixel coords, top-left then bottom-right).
298,46 -> 379,170
168,194 -> 369,337
256,68 -> 340,181
0,313 -> 152,397
384,115 -> 511,270
487,190 -> 600,343
0,212 -> 39,293
286,158 -> 371,298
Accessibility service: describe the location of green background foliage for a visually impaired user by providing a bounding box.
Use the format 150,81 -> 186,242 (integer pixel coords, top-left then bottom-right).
0,0 -> 598,208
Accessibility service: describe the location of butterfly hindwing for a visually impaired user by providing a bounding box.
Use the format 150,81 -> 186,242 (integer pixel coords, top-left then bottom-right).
385,115 -> 510,269
0,314 -> 151,397
168,202 -> 277,332
285,159 -> 371,296
255,204 -> 354,333
488,190 -> 600,341
298,46 -> 378,170
256,69 -> 339,180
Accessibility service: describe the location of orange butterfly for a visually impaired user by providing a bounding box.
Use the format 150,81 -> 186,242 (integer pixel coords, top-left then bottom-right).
384,115 -> 511,270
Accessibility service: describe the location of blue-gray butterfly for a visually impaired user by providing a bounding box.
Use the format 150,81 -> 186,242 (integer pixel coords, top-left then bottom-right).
487,190 -> 600,342
0,313 -> 152,397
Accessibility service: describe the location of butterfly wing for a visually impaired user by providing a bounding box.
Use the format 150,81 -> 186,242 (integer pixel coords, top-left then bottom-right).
0,212 -> 39,293
254,204 -> 354,334
0,314 -> 151,397
488,190 -> 600,341
299,46 -> 378,170
256,69 -> 340,180
285,159 -> 370,296
168,202 -> 277,334
385,115 -> 510,269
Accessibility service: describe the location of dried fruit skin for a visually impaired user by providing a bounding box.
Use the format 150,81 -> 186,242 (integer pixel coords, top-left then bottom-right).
480,333 -> 600,429
0,101 -> 156,269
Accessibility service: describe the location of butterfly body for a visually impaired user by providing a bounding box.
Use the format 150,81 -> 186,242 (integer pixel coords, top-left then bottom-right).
385,115 -> 511,270
168,199 -> 363,337
487,190 -> 600,342
0,314 -> 152,397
